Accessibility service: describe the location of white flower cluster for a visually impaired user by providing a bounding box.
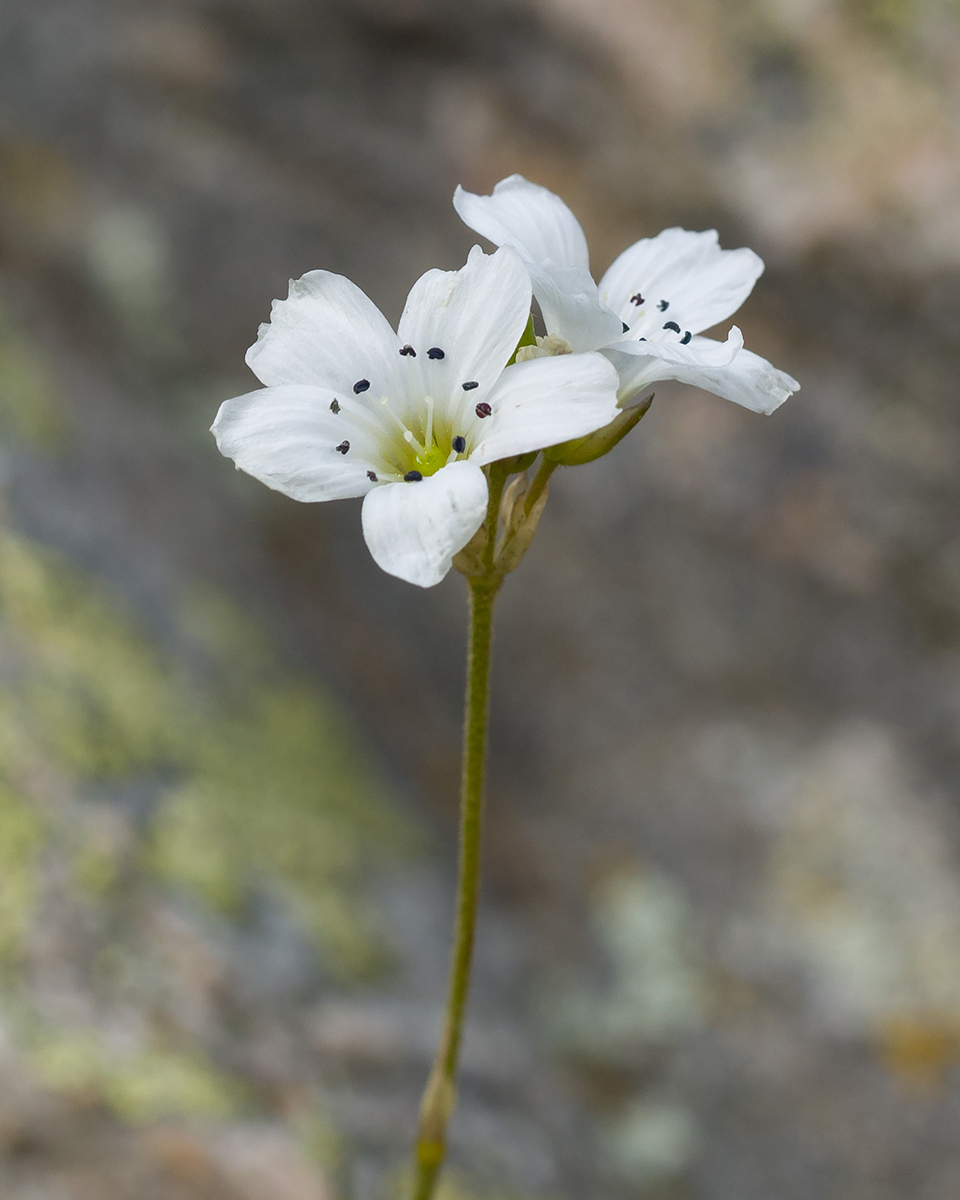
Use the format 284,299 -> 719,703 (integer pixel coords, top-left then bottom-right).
213,176 -> 799,588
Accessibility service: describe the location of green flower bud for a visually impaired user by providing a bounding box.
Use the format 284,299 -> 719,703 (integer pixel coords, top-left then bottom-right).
543,395 -> 653,466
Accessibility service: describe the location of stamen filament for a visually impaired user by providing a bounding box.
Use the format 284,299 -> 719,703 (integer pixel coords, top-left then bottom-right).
338,405 -> 390,444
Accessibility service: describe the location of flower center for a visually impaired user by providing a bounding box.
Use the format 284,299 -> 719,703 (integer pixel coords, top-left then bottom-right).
370,392 -> 467,480
411,438 -> 451,477
514,334 -> 573,362
336,348 -> 479,482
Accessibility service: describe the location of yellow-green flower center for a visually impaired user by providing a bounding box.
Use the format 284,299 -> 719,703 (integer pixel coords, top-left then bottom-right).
379,401 -> 463,479
412,439 -> 451,477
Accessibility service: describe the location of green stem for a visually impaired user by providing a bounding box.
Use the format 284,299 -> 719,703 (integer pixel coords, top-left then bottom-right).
412,574 -> 499,1200
522,456 -> 557,520
482,463 -> 509,574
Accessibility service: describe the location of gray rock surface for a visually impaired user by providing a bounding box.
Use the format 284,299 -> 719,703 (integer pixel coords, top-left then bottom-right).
2,1 -> 960,1197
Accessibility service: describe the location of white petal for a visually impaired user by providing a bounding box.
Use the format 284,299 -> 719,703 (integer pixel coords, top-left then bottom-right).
606,333 -> 800,415
212,384 -> 379,501
396,246 -> 531,409
613,325 -> 744,366
454,175 -> 591,273
361,460 -> 489,588
245,270 -> 401,395
470,352 -> 621,464
599,228 -> 764,338
454,176 -> 622,353
534,271 -> 627,354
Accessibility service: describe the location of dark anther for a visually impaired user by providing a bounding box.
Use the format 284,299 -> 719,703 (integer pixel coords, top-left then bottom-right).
639,336 -> 647,341
622,321 -> 630,333
367,470 -> 378,481
329,398 -> 340,414
335,440 -> 350,454
475,402 -> 492,419
353,379 -> 370,393
427,347 -> 445,360
680,330 -> 692,345
630,293 -> 644,306
461,380 -> 479,391
663,320 -> 681,333
658,299 -> 670,311
399,344 -> 416,357
404,470 -> 423,482
452,435 -> 466,453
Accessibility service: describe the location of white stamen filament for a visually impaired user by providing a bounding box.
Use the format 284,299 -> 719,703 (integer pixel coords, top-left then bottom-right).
378,393 -> 425,452
452,381 -> 477,435
338,404 -> 389,444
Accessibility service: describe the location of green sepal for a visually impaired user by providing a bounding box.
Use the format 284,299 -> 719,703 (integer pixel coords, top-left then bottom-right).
494,471 -> 550,575
497,451 -> 538,475
507,313 -> 537,366
543,394 -> 653,466
452,522 -> 488,578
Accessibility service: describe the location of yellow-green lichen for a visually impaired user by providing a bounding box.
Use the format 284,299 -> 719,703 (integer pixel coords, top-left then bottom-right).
842,0 -> 920,36
71,804 -> 130,897
146,676 -> 411,976
30,1030 -> 244,1123
0,306 -> 65,447
0,523 -> 418,980
0,777 -> 44,965
0,531 -> 181,778
293,1104 -> 346,1176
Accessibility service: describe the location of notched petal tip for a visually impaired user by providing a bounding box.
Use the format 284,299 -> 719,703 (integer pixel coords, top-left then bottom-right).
243,269 -> 400,391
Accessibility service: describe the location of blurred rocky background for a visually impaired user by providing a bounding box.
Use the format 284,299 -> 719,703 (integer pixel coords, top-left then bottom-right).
1,0 -> 960,1197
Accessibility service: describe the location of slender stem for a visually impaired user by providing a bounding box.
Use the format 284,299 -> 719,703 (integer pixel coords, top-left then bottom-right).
522,456 -> 557,520
482,463 -> 509,574
412,574 -> 499,1200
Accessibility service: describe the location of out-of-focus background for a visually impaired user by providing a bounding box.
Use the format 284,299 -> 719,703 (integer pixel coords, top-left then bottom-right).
1,0 -> 959,1197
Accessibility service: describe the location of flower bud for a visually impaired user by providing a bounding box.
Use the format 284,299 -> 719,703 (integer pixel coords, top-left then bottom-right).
495,472 -> 550,575
543,395 -> 653,466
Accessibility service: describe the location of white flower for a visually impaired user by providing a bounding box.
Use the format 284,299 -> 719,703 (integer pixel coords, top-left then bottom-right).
212,246 -> 621,588
453,175 -> 799,415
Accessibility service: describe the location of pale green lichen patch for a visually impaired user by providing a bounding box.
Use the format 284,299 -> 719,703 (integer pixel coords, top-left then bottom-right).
756,725 -> 960,1076
0,531 -> 181,778
843,0 -> 919,37
0,305 -> 65,447
29,1030 -> 244,1123
545,867 -> 706,1062
0,523 -> 414,976
599,1098 -> 700,1188
0,774 -> 44,966
147,676 -> 412,975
